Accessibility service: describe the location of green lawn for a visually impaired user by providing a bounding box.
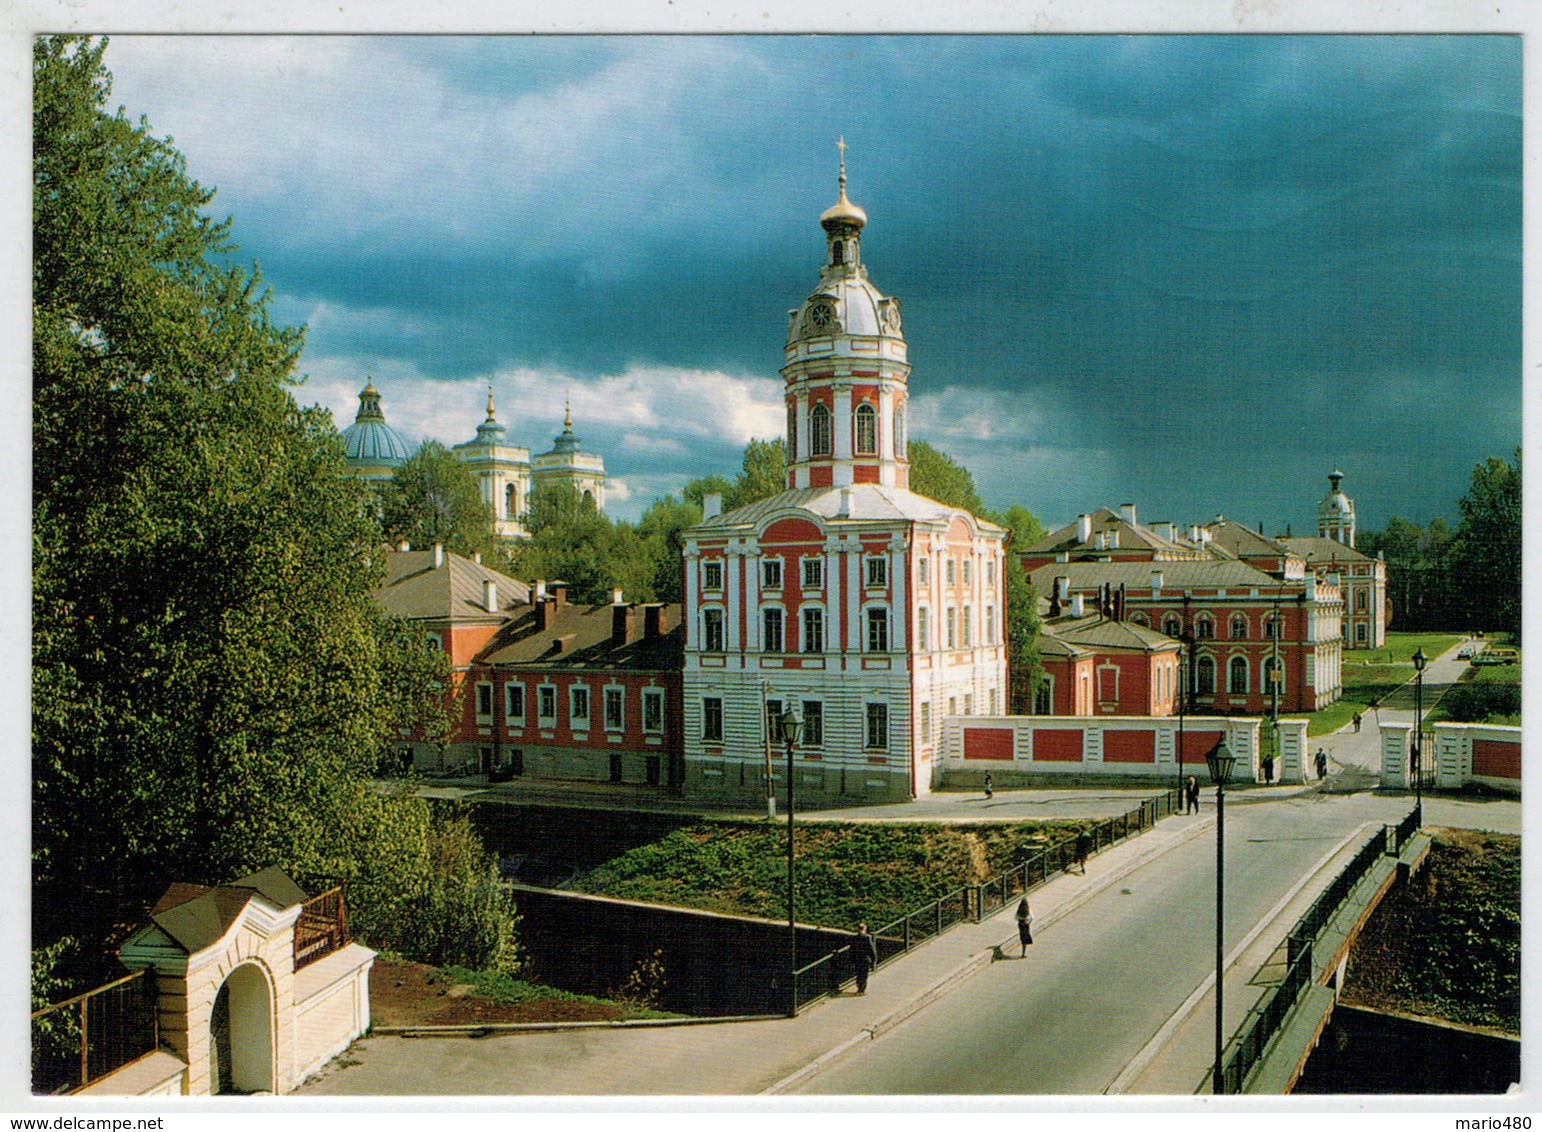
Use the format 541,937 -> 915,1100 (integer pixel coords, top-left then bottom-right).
1427,652 -> 1521,726
571,817 -> 1091,931
1361,632 -> 1463,665
1288,634 -> 1464,736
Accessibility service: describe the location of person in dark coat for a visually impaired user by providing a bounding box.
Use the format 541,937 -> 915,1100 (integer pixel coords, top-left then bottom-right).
1185,774 -> 1201,814
1315,748 -> 1329,780
1261,753 -> 1275,784
1015,898 -> 1034,956
984,771 -> 994,800
850,922 -> 877,994
1074,829 -> 1092,874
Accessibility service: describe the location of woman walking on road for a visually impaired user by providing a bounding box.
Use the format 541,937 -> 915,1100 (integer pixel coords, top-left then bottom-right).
1015,898 -> 1034,956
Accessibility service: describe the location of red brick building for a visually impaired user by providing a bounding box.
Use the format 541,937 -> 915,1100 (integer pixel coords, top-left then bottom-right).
1037,607 -> 1181,717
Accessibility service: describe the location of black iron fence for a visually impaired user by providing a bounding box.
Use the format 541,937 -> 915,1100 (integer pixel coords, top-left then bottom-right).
31,969 -> 158,1095
790,788 -> 1184,1010
1217,805 -> 1420,1092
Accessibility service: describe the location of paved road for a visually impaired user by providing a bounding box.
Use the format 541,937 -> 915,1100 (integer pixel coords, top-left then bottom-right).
799,791 -> 1417,1094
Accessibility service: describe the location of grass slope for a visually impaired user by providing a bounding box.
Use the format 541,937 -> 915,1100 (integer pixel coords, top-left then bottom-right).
570,817 -> 1091,930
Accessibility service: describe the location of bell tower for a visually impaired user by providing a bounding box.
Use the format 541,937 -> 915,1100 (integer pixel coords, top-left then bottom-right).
782,140 -> 910,491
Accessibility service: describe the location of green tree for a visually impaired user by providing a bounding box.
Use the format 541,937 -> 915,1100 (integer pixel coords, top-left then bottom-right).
1446,450 -> 1522,640
992,503 -> 1048,549
32,36 -> 465,978
514,483 -> 623,604
379,440 -> 501,564
726,437 -> 787,509
907,440 -> 987,513
636,494 -> 702,603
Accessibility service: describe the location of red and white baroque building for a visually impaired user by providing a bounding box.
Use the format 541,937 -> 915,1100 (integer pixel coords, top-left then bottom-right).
680,161 -> 1009,804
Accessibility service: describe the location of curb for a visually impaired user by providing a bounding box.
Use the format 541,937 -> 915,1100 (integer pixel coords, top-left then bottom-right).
1104,820 -> 1384,1094
374,1013 -> 782,1038
763,815 -> 1215,1095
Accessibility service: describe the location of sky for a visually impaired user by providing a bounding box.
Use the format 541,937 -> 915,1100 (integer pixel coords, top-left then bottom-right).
95,33 -> 1522,531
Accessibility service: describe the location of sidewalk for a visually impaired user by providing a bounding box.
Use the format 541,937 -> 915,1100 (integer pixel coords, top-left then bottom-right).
298,809 -> 1214,1096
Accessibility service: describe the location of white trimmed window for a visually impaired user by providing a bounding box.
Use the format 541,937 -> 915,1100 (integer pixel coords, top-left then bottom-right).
762,558 -> 782,590
802,557 -> 823,588
1230,615 -> 1248,640
538,685 -> 557,723
643,688 -> 664,734
919,557 -> 929,586
866,607 -> 889,652
570,685 -> 590,727
946,607 -> 957,649
963,693 -> 973,716
893,403 -> 905,453
505,683 -> 525,723
865,703 -> 889,750
1228,656 -> 1249,695
946,558 -> 956,586
801,700 -> 824,747
763,607 -> 784,653
920,701 -> 931,737
810,403 -> 832,456
703,608 -> 725,652
604,687 -> 624,731
1195,656 -> 1216,695
962,607 -> 973,647
476,682 -> 494,720
802,607 -> 824,653
1163,616 -> 1181,637
985,605 -> 995,644
703,560 -> 723,590
1195,616 -> 1215,640
766,698 -> 784,743
963,559 -> 972,585
989,689 -> 998,714
702,697 -> 723,743
866,556 -> 887,588
987,559 -> 996,587
917,607 -> 929,651
854,402 -> 877,455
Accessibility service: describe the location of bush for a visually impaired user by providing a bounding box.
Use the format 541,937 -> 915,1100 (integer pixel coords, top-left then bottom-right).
1438,682 -> 1521,722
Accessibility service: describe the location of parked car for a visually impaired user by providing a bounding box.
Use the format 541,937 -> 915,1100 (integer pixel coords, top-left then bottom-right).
1458,645 -> 1477,659
1473,648 -> 1519,666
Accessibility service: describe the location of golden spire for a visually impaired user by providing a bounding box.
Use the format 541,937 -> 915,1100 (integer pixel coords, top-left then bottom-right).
820,136 -> 866,232
837,135 -> 847,197
564,398 -> 572,430
485,381 -> 496,421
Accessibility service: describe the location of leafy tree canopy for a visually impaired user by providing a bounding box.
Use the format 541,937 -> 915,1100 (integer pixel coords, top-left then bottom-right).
32,36 -> 458,983
907,440 -> 987,514
380,440 -> 502,565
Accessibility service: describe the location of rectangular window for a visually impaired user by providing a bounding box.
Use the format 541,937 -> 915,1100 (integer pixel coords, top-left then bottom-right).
987,559 -> 996,587
604,688 -> 624,731
920,701 -> 931,737
570,685 -> 590,726
538,685 -> 556,723
866,556 -> 888,589
918,607 -> 929,651
963,559 -> 972,585
989,689 -> 998,714
866,607 -> 889,652
962,607 -> 973,647
703,608 -> 725,652
946,607 -> 957,649
801,700 -> 823,747
985,605 -> 995,644
949,696 -> 957,717
476,683 -> 493,719
946,558 -> 956,586
643,689 -> 664,734
919,557 -> 930,586
865,703 -> 889,750
702,697 -> 723,743
763,607 -> 784,653
762,558 -> 782,590
802,607 -> 824,653
505,683 -> 525,722
802,557 -> 823,588
766,698 -> 784,743
1356,622 -> 1367,642
964,693 -> 973,716
703,560 -> 723,590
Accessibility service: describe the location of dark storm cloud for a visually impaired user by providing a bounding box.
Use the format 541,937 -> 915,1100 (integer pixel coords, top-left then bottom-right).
106,34 -> 1520,526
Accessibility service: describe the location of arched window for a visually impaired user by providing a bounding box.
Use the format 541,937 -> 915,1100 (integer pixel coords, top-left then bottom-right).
1356,590 -> 1367,611
1228,656 -> 1249,695
1195,655 -> 1216,695
809,404 -> 832,456
1162,616 -> 1181,637
1131,612 -> 1149,627
504,483 -> 519,519
1195,616 -> 1214,640
894,403 -> 906,455
1230,614 -> 1248,640
832,240 -> 845,265
854,403 -> 877,455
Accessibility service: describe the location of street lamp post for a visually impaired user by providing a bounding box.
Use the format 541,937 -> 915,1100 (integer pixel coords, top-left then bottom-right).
782,703 -> 804,1017
1176,633 -> 1191,806
1412,648 -> 1427,824
1206,739 -> 1237,1095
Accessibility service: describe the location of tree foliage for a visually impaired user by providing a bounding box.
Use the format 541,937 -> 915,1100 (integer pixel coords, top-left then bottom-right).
907,440 -> 987,514
379,440 -> 502,564
32,36 -> 472,978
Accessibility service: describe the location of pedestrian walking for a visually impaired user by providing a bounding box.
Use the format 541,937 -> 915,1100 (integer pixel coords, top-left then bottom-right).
984,771 -> 993,800
1261,753 -> 1275,784
850,922 -> 876,995
1353,712 -> 1362,734
1315,748 -> 1328,780
1015,898 -> 1034,956
1185,774 -> 1200,814
1074,829 -> 1092,875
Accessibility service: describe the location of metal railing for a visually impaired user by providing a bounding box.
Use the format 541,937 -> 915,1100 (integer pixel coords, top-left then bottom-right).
790,788 -> 1183,1010
293,884 -> 349,971
31,969 -> 158,1095
1216,805 -> 1419,1092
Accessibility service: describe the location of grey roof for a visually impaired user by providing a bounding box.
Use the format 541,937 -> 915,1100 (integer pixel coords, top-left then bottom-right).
1046,615 -> 1181,653
1203,520 -> 1296,559
1024,506 -> 1199,557
1278,536 -> 1373,564
480,601 -> 683,670
692,484 -> 1003,533
1028,558 -> 1282,592
375,548 -> 531,622
147,868 -> 308,954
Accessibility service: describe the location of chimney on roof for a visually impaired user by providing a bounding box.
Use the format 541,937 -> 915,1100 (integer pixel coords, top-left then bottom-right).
612,588 -> 624,605
534,579 -> 547,601
839,487 -> 854,517
1188,525 -> 1201,543
1257,522 -> 1264,536
483,579 -> 498,613
433,542 -> 444,568
1077,514 -> 1092,543
550,581 -> 567,607
644,604 -> 666,638
473,551 -> 482,564
612,601 -> 636,647
1056,551 -> 1068,563
535,597 -> 554,632
397,539 -> 411,552
1151,570 -> 1164,594
1071,593 -> 1086,618
1121,503 -> 1137,526
703,492 -> 722,521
